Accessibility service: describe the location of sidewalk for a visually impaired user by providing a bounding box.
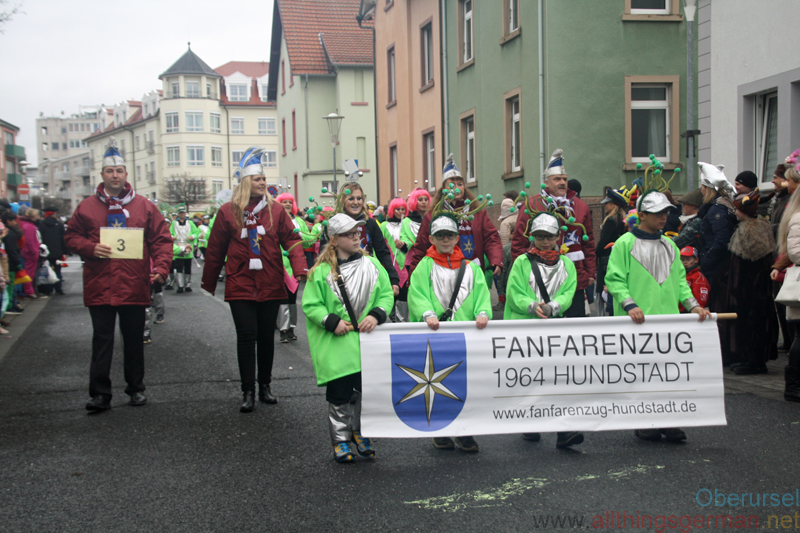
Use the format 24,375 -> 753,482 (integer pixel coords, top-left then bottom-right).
0,295 -> 51,364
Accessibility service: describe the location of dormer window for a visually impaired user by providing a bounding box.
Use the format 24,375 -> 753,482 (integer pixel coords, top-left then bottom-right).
229,84 -> 248,102
171,81 -> 180,98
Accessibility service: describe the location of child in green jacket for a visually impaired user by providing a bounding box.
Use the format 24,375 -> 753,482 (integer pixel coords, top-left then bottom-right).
408,212 -> 492,453
301,214 -> 395,463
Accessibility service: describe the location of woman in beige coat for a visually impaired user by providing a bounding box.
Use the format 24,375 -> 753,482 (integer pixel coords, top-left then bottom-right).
774,150 -> 800,402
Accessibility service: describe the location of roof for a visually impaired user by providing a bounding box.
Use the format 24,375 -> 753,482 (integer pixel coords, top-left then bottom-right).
0,118 -> 20,132
83,107 -> 158,142
159,46 -> 221,80
320,32 -> 374,67
215,61 -> 270,78
276,0 -> 373,75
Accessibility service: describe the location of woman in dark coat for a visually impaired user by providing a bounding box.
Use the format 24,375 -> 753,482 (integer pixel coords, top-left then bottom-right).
697,163 -> 738,286
714,191 -> 778,370
595,186 -> 629,315
201,147 -> 306,412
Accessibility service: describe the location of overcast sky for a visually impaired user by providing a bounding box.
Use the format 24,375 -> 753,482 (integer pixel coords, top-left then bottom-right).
0,0 -> 274,166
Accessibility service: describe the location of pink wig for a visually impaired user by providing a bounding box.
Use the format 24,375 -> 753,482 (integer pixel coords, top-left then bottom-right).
387,198 -> 408,219
407,188 -> 431,212
275,193 -> 298,216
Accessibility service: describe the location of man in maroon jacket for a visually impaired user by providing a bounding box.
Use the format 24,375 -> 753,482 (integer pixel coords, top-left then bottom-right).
65,137 -> 173,413
511,149 -> 596,317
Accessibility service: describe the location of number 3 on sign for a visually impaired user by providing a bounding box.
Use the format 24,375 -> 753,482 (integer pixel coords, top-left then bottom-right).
100,227 -> 144,259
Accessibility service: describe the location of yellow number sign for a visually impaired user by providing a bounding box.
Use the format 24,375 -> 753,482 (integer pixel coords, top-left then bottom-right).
99,227 -> 145,259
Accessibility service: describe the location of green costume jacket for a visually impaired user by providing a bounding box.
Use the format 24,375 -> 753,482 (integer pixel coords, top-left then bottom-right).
282,215 -> 318,276
400,216 -> 421,252
170,220 -> 200,259
408,256 -> 493,322
380,219 -> 406,275
504,254 -> 577,320
302,255 -> 394,386
605,231 -> 696,316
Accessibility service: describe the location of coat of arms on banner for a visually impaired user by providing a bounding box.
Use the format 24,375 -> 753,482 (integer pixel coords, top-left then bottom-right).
390,333 -> 467,431
459,235 -> 475,258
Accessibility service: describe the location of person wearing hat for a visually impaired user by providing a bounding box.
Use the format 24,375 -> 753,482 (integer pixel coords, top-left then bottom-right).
301,213 -> 394,463
511,149 -> 596,318
37,207 -> 66,295
714,190 -> 777,372
407,212 -> 492,453
504,211 -> 584,449
196,215 -> 210,259
405,155 -> 503,281
202,148 -> 305,411
734,170 -> 758,196
697,162 -> 737,285
169,207 -> 199,293
678,246 -> 709,311
64,136 -> 173,412
605,162 -> 711,442
672,189 -> 704,250
595,186 -> 633,316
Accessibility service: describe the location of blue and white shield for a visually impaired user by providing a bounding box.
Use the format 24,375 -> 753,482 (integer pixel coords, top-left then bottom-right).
390,333 -> 467,432
459,234 -> 475,259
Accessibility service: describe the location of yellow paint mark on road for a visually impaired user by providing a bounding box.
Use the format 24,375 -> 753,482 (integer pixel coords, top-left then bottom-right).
405,477 -> 550,512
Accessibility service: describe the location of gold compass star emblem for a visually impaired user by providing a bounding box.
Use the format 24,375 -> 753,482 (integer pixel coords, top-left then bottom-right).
395,340 -> 462,425
111,219 -> 123,228
252,237 -> 260,249
461,237 -> 474,256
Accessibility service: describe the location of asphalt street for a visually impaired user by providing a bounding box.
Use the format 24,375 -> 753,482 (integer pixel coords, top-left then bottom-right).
1,262 -> 799,532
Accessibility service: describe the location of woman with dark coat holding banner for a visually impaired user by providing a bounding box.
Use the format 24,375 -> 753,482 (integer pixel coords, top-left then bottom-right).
201,147 -> 306,413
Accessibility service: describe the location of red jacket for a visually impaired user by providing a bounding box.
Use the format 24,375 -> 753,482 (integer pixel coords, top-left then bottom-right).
64,193 -> 173,307
511,190 -> 597,290
201,200 -> 305,301
404,207 -> 503,274
682,267 -> 710,311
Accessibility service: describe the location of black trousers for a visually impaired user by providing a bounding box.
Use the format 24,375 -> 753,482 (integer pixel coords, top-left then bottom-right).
229,300 -> 281,392
326,372 -> 361,405
173,258 -> 192,275
564,289 -> 587,318
88,305 -> 147,399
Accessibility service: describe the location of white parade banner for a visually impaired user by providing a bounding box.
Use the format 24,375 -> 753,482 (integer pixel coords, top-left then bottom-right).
360,315 -> 727,438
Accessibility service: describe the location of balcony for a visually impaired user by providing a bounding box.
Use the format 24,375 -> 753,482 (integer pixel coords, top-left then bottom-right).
56,189 -> 72,200
55,171 -> 71,182
73,165 -> 91,177
75,185 -> 93,196
146,140 -> 155,154
147,171 -> 156,185
6,173 -> 23,186
4,144 -> 26,160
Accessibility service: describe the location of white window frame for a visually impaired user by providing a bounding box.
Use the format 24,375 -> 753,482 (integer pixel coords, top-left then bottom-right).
424,132 -> 436,192
511,98 -> 521,172
136,165 -> 141,182
388,47 -> 396,103
755,92 -> 779,184
187,145 -> 205,166
630,84 -> 671,163
229,84 -> 249,102
258,118 -> 271,135
171,81 -> 180,98
186,80 -> 200,98
134,135 -> 140,151
264,150 -> 277,168
210,113 -> 221,133
509,0 -> 519,33
389,145 -> 398,195
166,146 -> 180,167
630,0 -> 669,15
422,24 -> 434,86
212,180 -> 223,195
465,117 -> 476,183
463,0 -> 473,63
230,117 -> 244,135
231,150 -> 245,166
211,146 -> 223,167
185,111 -> 203,132
166,112 -> 179,133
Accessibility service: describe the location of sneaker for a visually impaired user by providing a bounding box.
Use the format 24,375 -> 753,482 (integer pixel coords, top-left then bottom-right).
522,433 -> 541,441
454,436 -> 479,452
176,287 -> 184,294
143,335 -> 152,344
556,432 -> 584,448
661,428 -> 687,442
352,430 -> 376,458
288,328 -> 298,341
0,327 -> 8,335
634,428 -> 662,441
154,316 -> 165,324
185,287 -> 192,292
5,307 -> 23,315
433,437 -> 455,449
333,442 -> 354,463
280,330 -> 290,343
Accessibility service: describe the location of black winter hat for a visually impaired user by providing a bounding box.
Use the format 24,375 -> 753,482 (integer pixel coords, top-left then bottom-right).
735,171 -> 758,190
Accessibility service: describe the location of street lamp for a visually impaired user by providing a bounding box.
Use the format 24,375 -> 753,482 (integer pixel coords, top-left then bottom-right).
323,112 -> 344,193
682,0 -> 700,189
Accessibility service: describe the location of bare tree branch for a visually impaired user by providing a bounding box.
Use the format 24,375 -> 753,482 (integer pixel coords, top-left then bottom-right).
0,1 -> 24,33
160,173 -> 208,209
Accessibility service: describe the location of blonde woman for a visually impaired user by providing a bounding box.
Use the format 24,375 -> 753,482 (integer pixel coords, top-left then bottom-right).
201,148 -> 307,413
773,149 -> 800,402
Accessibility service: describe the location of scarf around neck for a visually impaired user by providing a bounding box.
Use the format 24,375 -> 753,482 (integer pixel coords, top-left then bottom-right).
526,248 -> 561,266
426,244 -> 466,269
96,183 -> 135,227
241,196 -> 269,270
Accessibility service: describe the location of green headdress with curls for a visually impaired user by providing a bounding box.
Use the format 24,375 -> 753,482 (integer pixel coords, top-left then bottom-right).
634,155 -> 681,213
512,181 -> 590,246
430,180 -> 494,226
